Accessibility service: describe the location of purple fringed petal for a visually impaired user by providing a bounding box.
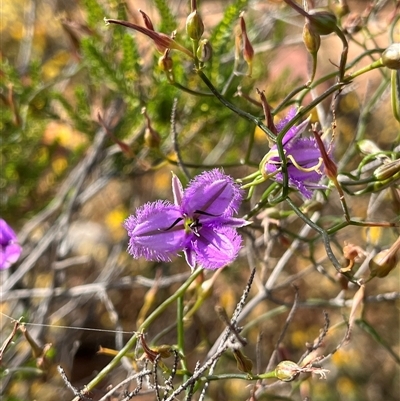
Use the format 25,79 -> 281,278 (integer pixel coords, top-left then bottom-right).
272,169 -> 326,199
288,177 -> 314,199
0,219 -> 22,270
124,201 -> 186,261
0,243 -> 22,270
192,226 -> 242,270
181,169 -> 243,217
172,173 -> 184,206
124,169 -> 247,269
183,248 -> 197,270
0,219 -> 17,245
263,110 -> 328,199
276,108 -> 296,132
208,216 -> 250,228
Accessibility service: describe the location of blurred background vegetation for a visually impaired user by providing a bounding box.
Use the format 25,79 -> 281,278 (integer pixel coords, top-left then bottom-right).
1,0 -> 399,400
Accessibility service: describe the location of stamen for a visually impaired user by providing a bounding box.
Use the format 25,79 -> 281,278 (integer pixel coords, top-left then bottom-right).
287,155 -> 324,173
188,218 -> 202,236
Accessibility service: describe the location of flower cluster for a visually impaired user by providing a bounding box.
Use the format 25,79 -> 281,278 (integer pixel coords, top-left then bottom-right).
261,108 -> 326,199
0,219 -> 22,270
124,169 -> 248,270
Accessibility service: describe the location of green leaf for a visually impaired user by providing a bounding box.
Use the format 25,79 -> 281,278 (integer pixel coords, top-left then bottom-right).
154,0 -> 177,33
80,37 -> 123,91
357,319 -> 400,364
82,0 -> 106,29
121,32 -> 142,80
210,0 -> 249,57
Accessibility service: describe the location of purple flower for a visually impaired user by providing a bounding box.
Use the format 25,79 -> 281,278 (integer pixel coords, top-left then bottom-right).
262,109 -> 326,199
0,219 -> 22,270
124,169 -> 248,270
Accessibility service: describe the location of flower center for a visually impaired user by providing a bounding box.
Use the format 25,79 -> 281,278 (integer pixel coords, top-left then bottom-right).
184,216 -> 202,236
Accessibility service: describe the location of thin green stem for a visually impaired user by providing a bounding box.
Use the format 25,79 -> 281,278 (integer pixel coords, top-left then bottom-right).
339,76 -> 390,168
72,267 -> 204,401
196,69 -> 276,142
334,26 -> 349,82
285,197 -> 342,272
391,70 -> 400,124
171,81 -> 213,96
243,182 -> 279,220
244,125 -> 255,164
273,84 -> 308,114
177,295 -> 189,376
203,371 -> 277,382
348,58 -> 384,80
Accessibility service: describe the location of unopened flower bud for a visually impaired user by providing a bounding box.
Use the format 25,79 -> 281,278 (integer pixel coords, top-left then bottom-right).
186,10 -> 204,40
369,237 -> 400,278
381,43 -> 400,70
196,39 -> 212,62
240,15 -> 254,76
312,127 -> 337,179
373,159 -> 400,180
357,139 -> 382,155
158,50 -> 174,73
307,9 -> 338,36
105,18 -> 193,58
139,9 -> 155,31
303,20 -> 320,54
144,128 -> 161,148
275,360 -> 300,382
333,1 -> 350,18
142,108 -> 161,149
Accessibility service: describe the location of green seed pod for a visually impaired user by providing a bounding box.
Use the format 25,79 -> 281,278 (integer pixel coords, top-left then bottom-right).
308,9 -> 338,36
303,20 -> 321,54
186,10 -> 204,41
391,69 -> 400,122
334,1 -> 350,18
373,159 -> 400,181
275,360 -> 300,382
381,44 -> 400,70
196,39 -> 212,62
357,139 -> 382,155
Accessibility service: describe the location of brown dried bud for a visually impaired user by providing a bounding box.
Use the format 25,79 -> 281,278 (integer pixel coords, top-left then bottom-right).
139,9 -> 155,31
369,237 -> 400,278
105,18 -> 193,58
240,15 -> 254,76
312,127 -> 337,180
233,349 -> 253,373
381,43 -> 400,70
